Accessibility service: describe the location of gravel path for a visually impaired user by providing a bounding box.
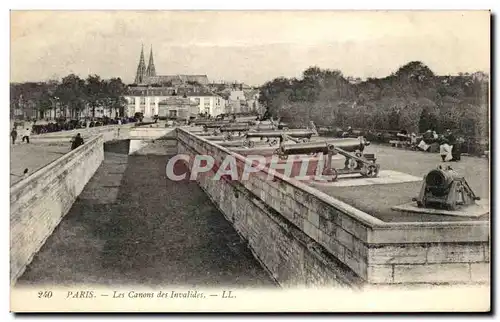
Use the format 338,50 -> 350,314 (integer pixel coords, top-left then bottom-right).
18,140 -> 275,287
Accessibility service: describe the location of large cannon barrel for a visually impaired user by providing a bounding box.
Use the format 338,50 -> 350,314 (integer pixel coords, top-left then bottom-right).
285,130 -> 315,138
246,131 -> 284,138
246,130 -> 315,139
219,124 -> 251,132
425,168 -> 461,188
217,140 -> 247,147
332,137 -> 370,152
203,122 -> 231,129
194,120 -> 230,126
279,138 -> 369,155
279,141 -> 334,155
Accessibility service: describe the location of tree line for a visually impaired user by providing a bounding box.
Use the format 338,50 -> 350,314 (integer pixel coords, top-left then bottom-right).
258,61 -> 489,138
10,74 -> 128,120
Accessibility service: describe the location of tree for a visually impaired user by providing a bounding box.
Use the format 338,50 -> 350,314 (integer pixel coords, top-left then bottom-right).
37,89 -> 53,119
85,75 -> 106,118
106,77 -> 127,117
258,62 -> 488,138
55,74 -> 86,119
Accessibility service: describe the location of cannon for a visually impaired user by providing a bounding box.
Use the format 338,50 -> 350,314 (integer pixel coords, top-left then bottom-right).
275,137 -> 378,182
219,124 -> 251,141
203,121 -> 256,135
254,124 -> 276,131
217,140 -> 249,147
245,130 -> 316,146
412,166 -> 480,211
204,122 -> 232,129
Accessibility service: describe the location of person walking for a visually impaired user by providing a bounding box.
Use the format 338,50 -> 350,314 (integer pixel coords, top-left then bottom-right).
10,127 -> 17,144
21,127 -> 30,144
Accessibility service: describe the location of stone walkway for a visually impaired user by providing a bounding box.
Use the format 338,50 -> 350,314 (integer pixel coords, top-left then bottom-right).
17,140 -> 275,287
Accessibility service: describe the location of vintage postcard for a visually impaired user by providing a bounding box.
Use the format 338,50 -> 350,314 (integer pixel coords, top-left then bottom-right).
9,10 -> 490,313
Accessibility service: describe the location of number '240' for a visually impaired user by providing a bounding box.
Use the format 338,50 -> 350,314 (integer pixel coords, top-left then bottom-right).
38,291 -> 53,298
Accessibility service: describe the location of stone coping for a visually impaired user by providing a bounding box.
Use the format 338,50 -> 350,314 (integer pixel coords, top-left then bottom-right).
30,124 -> 133,138
177,128 -> 489,243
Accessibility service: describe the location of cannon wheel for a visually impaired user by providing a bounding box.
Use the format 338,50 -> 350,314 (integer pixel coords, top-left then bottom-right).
245,140 -> 255,148
323,168 -> 338,182
364,164 -> 379,178
269,139 -> 279,146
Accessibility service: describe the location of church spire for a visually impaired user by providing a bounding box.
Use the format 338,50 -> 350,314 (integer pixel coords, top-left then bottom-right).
146,45 -> 156,77
134,44 -> 147,84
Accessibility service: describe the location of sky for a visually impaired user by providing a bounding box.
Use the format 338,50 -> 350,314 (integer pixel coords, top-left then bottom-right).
10,11 -> 490,85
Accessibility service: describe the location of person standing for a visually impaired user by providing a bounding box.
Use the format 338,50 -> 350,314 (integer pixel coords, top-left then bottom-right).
10,127 -> 17,144
452,136 -> 463,162
445,129 -> 460,162
439,139 -> 452,162
71,133 -> 84,150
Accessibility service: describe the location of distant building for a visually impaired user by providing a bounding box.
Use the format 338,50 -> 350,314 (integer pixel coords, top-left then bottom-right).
125,87 -> 173,117
133,45 -> 209,86
158,97 -> 199,120
124,87 -> 226,118
226,90 -> 246,113
186,92 -> 226,117
244,89 -> 262,113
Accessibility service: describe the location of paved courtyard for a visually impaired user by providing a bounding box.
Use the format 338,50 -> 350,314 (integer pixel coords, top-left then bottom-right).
310,143 -> 490,222
10,142 -> 71,186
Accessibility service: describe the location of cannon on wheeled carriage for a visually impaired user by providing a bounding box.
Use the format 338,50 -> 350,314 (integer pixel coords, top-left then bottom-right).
243,130 -> 317,148
219,124 -> 251,141
274,137 -> 379,182
203,121 -> 256,135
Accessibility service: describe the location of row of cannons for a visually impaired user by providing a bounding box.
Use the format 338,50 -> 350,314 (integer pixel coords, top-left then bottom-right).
191,119 -> 481,212
193,119 -> 380,183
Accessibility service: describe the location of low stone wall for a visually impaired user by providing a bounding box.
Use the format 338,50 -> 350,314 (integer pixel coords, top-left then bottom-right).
176,128 -> 490,287
128,128 -> 177,155
10,135 -> 105,284
31,124 -> 132,143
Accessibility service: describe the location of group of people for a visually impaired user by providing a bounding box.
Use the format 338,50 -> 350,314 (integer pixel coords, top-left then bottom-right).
10,126 -> 31,144
11,124 -> 85,151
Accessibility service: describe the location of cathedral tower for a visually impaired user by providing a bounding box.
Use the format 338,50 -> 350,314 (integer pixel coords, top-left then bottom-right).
146,45 -> 156,77
134,45 -> 147,84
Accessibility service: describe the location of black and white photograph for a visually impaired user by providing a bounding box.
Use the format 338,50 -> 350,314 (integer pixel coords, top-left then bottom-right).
8,9 -> 491,313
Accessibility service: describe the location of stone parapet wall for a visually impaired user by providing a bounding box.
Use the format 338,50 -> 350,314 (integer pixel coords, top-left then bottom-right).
10,135 -> 105,284
31,124 -> 133,142
176,128 -> 490,286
